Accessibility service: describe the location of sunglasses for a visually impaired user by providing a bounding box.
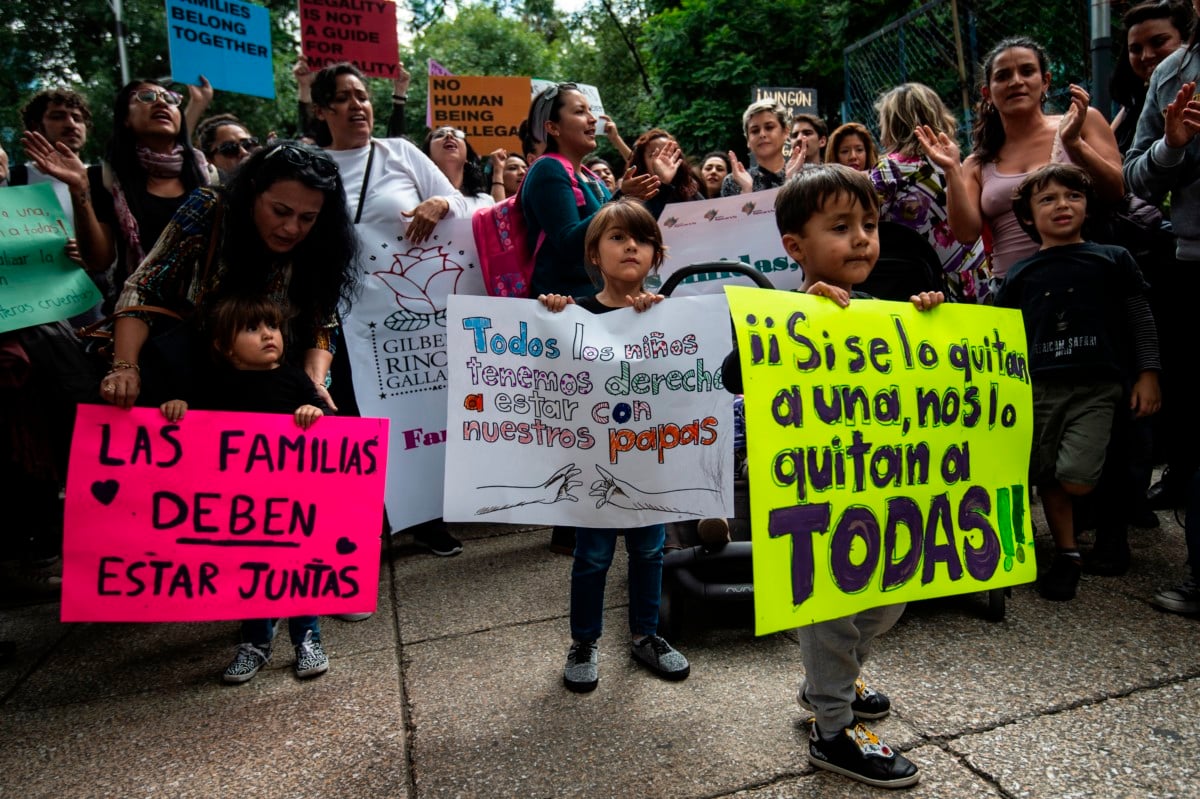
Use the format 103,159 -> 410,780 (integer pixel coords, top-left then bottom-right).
263,142 -> 339,178
215,137 -> 261,157
432,127 -> 466,141
132,88 -> 183,107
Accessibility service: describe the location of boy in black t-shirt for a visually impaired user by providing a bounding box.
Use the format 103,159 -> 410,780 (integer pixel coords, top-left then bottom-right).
996,163 -> 1161,602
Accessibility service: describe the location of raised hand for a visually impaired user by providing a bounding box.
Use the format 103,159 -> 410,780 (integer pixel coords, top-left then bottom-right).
1164,81 -> 1200,149
727,150 -> 752,193
914,125 -> 962,172
618,167 -> 660,200
785,137 -> 808,180
650,139 -> 684,184
21,130 -> 88,192
1057,84 -> 1089,146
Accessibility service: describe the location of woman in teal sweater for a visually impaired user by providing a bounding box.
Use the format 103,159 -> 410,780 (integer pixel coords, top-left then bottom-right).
521,83 -> 659,297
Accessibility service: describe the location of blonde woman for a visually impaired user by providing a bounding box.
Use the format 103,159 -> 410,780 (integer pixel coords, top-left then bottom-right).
869,83 -> 988,302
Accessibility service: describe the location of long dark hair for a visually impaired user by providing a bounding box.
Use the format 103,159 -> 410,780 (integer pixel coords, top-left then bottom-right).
107,79 -> 207,223
214,141 -> 359,344
1111,1 -> 1196,109
698,151 -> 730,198
970,37 -> 1050,164
626,128 -> 700,198
420,128 -> 488,196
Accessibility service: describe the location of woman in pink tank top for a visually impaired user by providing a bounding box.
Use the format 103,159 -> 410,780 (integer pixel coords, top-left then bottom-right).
914,36 -> 1125,297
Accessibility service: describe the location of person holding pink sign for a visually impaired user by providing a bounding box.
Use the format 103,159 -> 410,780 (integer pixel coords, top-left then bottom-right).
159,293 -> 333,683
99,141 -> 357,410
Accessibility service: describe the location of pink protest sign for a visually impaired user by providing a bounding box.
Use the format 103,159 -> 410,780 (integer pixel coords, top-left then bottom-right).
62,404 -> 389,622
300,0 -> 399,79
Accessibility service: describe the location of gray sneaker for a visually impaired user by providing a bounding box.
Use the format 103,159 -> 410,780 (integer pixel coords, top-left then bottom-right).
631,635 -> 690,681
294,630 -> 329,679
563,640 -> 599,693
222,642 -> 271,684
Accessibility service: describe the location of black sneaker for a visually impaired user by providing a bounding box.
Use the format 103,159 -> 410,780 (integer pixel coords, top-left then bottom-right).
414,525 -> 463,557
799,677 -> 891,721
808,722 -> 920,789
1152,578 -> 1200,614
1039,553 -> 1081,601
1128,506 -> 1160,529
563,639 -> 599,693
1147,472 -> 1186,510
293,630 -> 329,679
222,642 -> 271,684
1083,537 -> 1130,576
630,635 -> 690,681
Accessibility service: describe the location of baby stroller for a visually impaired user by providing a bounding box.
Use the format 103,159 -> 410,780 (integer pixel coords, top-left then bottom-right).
658,262 -> 768,636
657,249 -> 1007,636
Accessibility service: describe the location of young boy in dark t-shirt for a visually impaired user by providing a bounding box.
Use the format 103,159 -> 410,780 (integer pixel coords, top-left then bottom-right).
160,294 -> 332,683
995,163 -> 1161,602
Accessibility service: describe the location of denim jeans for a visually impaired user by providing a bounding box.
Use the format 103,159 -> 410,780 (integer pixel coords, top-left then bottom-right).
570,525 -> 665,642
240,616 -> 319,647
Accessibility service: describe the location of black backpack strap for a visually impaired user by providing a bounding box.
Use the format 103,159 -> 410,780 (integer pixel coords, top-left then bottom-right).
8,163 -> 28,186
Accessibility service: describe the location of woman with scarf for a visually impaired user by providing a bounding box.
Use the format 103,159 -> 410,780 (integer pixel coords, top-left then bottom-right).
24,79 -> 215,309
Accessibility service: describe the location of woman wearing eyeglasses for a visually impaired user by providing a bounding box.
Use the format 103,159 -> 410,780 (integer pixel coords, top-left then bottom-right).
23,79 -> 216,311
196,114 -> 261,181
420,126 -> 496,206
99,141 -> 358,413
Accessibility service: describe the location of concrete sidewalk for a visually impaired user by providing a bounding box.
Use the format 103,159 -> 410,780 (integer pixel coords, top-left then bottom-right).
2,507 -> 1199,799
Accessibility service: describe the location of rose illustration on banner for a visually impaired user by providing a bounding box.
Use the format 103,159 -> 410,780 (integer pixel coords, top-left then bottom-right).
741,202 -> 756,215
374,245 -> 464,331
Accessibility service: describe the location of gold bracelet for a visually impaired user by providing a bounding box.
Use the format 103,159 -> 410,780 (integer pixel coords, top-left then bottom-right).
108,359 -> 140,374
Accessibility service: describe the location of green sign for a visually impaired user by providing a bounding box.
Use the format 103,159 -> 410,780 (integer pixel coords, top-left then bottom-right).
0,183 -> 100,334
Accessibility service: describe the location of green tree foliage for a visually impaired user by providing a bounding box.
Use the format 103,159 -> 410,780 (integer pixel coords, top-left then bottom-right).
642,0 -> 914,157
403,3 -> 562,139
557,0 -> 656,166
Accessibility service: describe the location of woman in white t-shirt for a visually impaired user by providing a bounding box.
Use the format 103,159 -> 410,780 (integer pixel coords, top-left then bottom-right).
311,62 -> 472,563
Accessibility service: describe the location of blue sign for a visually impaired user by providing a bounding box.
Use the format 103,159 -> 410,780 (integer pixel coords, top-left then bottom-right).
165,0 -> 275,99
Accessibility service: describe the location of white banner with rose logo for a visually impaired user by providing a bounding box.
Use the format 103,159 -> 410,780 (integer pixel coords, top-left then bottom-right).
341,217 -> 487,531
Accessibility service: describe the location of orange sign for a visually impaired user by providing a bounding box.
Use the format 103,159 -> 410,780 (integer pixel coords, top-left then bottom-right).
428,75 -> 532,155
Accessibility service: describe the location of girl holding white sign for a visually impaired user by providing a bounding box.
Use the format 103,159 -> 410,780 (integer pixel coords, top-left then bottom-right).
537,200 -> 690,693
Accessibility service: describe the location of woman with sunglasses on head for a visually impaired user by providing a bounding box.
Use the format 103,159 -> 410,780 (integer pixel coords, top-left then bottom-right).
522,82 -> 659,299
420,126 -> 497,206
99,141 -> 358,414
521,82 -> 659,556
24,79 -> 216,311
196,114 -> 261,181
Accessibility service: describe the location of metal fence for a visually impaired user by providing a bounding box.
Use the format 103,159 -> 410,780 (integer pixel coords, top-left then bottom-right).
843,0 -> 1095,146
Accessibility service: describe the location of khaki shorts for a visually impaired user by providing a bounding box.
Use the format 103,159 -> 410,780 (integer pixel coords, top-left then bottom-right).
1030,379 -> 1123,488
